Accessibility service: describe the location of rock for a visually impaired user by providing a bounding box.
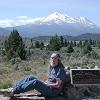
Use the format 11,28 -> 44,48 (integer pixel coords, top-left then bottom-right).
0,95 -> 45,100
0,95 -> 10,100
0,93 -> 66,100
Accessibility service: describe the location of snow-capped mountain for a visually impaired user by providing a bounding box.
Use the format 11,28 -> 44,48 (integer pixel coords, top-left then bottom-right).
4,12 -> 100,37
26,12 -> 95,27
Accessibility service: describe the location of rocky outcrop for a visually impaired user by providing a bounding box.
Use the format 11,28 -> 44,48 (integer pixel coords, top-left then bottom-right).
0,93 -> 66,100
1,85 -> 100,100
64,69 -> 100,100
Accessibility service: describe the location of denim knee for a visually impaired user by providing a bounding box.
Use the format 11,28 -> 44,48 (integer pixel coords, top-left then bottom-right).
27,75 -> 37,80
14,78 -> 38,94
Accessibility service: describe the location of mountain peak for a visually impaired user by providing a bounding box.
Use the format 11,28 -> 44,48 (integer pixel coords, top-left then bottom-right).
49,12 -> 68,17
35,12 -> 95,26
51,12 -> 62,16
44,12 -> 66,23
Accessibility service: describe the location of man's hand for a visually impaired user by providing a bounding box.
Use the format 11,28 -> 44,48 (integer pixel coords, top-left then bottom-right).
44,80 -> 48,85
47,80 -> 62,89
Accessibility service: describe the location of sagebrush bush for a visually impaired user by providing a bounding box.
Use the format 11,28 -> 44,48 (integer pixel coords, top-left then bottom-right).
0,67 -> 9,75
10,57 -> 21,65
88,51 -> 99,59
0,80 -> 13,89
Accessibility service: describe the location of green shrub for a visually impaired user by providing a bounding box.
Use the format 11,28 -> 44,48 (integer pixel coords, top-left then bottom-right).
0,67 -> 9,75
10,57 -> 21,65
68,55 -> 89,67
81,44 -> 92,55
23,66 -> 31,71
66,45 -> 74,53
0,80 -> 13,89
88,51 -> 99,59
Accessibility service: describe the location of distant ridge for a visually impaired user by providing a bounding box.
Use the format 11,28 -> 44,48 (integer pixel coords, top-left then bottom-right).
0,33 -> 100,41
31,33 -> 100,41
0,28 -> 10,36
72,33 -> 100,41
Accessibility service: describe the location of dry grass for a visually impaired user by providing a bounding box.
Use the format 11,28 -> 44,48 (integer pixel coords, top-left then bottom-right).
0,47 -> 100,88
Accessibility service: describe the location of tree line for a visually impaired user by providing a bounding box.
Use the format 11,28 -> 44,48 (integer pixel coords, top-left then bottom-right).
2,30 -> 100,60
32,35 -> 100,54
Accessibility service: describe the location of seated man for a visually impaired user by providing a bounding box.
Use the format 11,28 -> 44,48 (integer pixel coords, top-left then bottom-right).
1,52 -> 66,98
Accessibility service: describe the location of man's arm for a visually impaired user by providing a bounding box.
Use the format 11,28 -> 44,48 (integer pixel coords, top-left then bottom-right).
47,80 -> 62,88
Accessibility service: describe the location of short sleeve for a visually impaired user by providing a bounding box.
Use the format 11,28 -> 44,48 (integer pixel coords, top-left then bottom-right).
56,68 -> 66,81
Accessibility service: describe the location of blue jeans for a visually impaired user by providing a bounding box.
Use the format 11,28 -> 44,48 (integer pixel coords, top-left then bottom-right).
13,75 -> 54,97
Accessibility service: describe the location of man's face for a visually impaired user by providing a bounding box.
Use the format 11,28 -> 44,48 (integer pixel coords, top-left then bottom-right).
50,56 -> 59,67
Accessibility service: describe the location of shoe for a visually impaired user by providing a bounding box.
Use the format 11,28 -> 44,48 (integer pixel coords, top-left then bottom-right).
0,88 -> 14,97
3,91 -> 14,97
0,88 -> 14,92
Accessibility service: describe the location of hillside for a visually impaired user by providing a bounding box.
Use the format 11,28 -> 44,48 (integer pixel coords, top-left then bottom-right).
30,33 -> 100,41
0,28 -> 10,36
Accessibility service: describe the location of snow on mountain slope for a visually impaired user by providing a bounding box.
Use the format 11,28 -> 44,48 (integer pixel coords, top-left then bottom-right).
28,12 -> 96,27
0,12 -> 96,28
5,12 -> 100,37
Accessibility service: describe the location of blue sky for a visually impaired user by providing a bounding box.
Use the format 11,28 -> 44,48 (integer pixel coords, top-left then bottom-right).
0,0 -> 100,27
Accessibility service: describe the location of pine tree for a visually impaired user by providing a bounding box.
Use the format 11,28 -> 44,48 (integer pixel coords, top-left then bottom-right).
70,41 -> 73,46
64,39 -> 68,47
97,41 -> 100,49
30,38 -> 34,49
4,29 -> 26,60
60,36 -> 64,47
35,41 -> 40,48
77,41 -> 82,47
89,39 -> 93,45
16,41 -> 26,59
66,44 -> 74,53
40,42 -> 44,50
73,41 -> 77,47
83,40 -> 88,46
47,35 -> 61,51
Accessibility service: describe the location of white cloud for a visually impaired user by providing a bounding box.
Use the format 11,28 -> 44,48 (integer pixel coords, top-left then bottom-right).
17,16 -> 33,25
17,16 -> 28,19
0,19 -> 17,27
0,16 -> 44,27
0,16 -> 31,27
